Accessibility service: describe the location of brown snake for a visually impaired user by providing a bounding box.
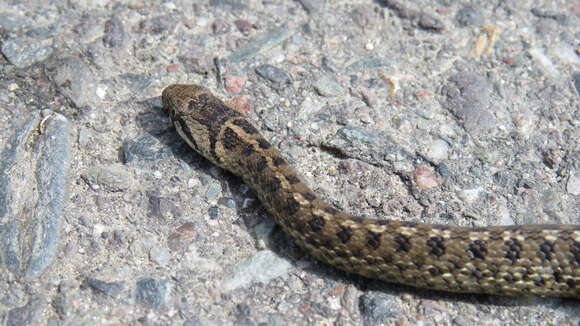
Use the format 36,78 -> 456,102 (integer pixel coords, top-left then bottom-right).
162,84 -> 579,299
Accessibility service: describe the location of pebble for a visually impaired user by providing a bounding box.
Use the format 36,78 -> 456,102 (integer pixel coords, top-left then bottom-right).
456,186 -> 483,204
443,72 -> 496,138
122,133 -> 172,165
413,165 -> 440,190
51,57 -> 96,108
359,291 -> 401,326
228,26 -> 291,62
135,277 -> 172,309
1,37 -> 54,68
167,222 -> 197,252
81,277 -> 125,300
313,74 -> 344,97
81,165 -> 133,192
566,172 -> 580,195
425,139 -> 450,162
222,251 -> 292,291
255,64 -> 291,90
150,246 -> 171,266
205,182 -> 223,202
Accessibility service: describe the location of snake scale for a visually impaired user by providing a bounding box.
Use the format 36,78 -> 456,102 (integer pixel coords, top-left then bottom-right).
162,84 -> 579,299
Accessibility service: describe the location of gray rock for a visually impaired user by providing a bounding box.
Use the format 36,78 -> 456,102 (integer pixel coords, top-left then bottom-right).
7,297 -> 45,326
0,112 -> 71,278
123,133 -> 172,165
359,292 -> 401,326
443,72 -> 496,138
2,37 -> 54,68
103,17 -> 126,48
51,57 -> 96,108
222,251 -> 292,291
228,26 -> 291,62
255,64 -> 291,90
81,165 -> 133,192
0,13 -> 34,32
313,74 -> 343,97
81,277 -> 125,299
135,277 -> 172,309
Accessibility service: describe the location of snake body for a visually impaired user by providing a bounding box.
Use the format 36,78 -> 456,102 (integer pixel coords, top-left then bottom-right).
162,84 -> 579,299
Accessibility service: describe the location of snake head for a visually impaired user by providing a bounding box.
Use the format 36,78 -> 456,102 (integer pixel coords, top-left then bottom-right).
161,84 -> 211,118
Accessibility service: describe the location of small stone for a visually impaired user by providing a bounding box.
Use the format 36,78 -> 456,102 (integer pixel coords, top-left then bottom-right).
359,292 -> 401,325
234,19 -> 253,35
2,37 -> 54,68
123,133 -> 172,165
228,26 -> 291,62
456,6 -> 482,27
81,165 -> 132,192
222,251 -> 292,291
205,183 -> 222,202
81,277 -> 125,299
150,246 -> 171,266
223,76 -> 246,93
457,186 -> 483,204
103,17 -> 125,48
425,139 -> 449,162
167,222 -> 197,252
313,75 -> 344,97
443,72 -> 496,138
135,278 -> 172,309
227,95 -> 253,114
566,172 -> 580,195
255,64 -> 291,89
413,165 -> 440,190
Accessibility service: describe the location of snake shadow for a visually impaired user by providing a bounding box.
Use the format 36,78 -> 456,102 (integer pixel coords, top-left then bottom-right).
137,96 -> 579,314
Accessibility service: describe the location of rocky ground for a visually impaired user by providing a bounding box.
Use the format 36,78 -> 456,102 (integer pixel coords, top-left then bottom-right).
0,0 -> 579,325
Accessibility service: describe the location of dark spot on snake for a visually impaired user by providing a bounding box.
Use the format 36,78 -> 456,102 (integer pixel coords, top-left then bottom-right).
324,207 -> 338,214
286,175 -> 300,184
365,256 -> 378,265
335,250 -> 348,258
374,220 -> 389,226
286,197 -> 301,215
272,156 -> 286,167
233,118 -> 259,134
256,156 -> 268,172
534,278 -> 546,287
566,279 -> 575,288
264,177 -> 281,193
471,268 -> 484,280
538,239 -> 554,261
222,127 -> 243,150
398,221 -> 418,228
428,266 -> 441,276
257,138 -> 271,149
468,240 -> 487,260
504,238 -> 522,264
351,216 -> 364,224
301,192 -> 316,201
571,241 -> 580,265
502,272 -> 516,284
308,215 -> 326,233
553,271 -> 564,283
427,236 -> 446,257
367,231 -> 381,249
394,233 -> 411,252
242,144 -> 255,157
197,93 -> 210,103
382,255 -> 393,264
337,226 -> 353,243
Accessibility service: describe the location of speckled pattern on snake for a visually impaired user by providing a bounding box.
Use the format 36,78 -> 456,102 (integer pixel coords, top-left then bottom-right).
161,84 -> 579,299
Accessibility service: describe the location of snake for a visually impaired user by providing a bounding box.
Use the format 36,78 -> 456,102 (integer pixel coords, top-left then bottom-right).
161,84 -> 579,299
